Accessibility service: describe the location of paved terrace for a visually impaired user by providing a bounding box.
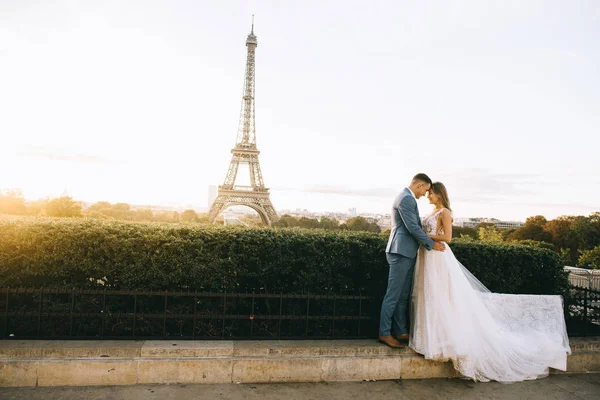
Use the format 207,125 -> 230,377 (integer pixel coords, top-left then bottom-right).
0,375 -> 599,400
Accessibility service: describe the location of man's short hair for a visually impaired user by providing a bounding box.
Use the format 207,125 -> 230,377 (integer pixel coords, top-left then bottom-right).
412,173 -> 432,186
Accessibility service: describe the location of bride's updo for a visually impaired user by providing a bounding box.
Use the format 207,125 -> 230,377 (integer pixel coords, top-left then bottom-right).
431,182 -> 452,212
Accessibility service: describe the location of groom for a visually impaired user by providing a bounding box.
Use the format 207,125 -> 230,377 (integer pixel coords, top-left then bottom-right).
379,173 -> 446,348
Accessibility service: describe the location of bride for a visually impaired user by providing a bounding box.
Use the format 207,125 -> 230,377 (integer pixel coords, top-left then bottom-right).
409,182 -> 571,383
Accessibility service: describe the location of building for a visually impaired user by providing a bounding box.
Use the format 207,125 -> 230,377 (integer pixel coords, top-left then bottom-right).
454,217 -> 524,230
565,266 -> 600,290
377,215 -> 392,231
348,208 -> 357,217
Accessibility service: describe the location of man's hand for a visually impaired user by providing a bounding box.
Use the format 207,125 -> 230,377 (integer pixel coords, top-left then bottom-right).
433,241 -> 446,252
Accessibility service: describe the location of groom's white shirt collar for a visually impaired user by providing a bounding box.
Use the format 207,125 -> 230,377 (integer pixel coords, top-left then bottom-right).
406,187 -> 416,199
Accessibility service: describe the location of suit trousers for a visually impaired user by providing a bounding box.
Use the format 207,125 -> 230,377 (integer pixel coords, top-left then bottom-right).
378,252 -> 416,336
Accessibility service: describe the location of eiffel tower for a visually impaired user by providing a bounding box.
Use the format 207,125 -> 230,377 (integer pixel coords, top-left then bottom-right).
208,19 -> 278,226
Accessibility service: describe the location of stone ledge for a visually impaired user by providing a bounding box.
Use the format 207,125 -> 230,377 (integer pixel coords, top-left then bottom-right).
0,338 -> 598,387
0,339 -> 414,359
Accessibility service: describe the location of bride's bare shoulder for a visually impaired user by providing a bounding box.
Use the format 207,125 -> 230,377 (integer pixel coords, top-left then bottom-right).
439,208 -> 453,218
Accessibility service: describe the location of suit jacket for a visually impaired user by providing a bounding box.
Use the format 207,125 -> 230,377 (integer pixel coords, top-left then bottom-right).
386,187 -> 434,258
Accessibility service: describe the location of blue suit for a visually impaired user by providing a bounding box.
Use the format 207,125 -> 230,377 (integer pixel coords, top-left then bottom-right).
379,188 -> 434,336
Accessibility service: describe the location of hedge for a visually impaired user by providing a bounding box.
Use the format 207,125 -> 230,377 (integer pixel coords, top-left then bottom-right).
0,216 -> 568,297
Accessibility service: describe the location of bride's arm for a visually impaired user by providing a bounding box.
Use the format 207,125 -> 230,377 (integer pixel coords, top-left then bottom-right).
427,209 -> 453,243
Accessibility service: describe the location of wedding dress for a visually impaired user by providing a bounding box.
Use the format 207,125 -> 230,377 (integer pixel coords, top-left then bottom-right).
409,209 -> 571,382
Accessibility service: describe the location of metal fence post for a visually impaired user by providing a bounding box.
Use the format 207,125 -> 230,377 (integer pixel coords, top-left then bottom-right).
132,294 -> 137,338
332,296 -> 336,338
250,291 -> 255,338
358,292 -> 363,337
278,292 -> 283,339
37,288 -> 43,339
3,289 -> 9,339
221,292 -> 227,339
192,291 -> 197,340
69,288 -> 75,337
163,290 -> 168,338
305,296 -> 310,336
583,288 -> 589,337
100,288 -> 106,339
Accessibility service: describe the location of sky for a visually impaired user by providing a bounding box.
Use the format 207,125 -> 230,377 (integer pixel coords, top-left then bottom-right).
1,0 -> 599,221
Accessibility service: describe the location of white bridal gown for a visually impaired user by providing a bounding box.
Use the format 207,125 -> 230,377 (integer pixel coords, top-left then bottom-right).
409,209 -> 571,383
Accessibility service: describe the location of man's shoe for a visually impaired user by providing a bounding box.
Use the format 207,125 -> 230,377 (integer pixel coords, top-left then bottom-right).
378,335 -> 405,348
396,333 -> 409,343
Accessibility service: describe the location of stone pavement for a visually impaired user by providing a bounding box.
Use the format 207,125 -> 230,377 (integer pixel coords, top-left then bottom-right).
3,338 -> 599,386
0,374 -> 599,400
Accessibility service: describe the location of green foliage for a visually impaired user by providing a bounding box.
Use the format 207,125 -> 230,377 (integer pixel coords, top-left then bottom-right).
544,214 -> 600,265
478,225 -> 504,243
344,216 -> 381,233
273,215 -> 342,230
297,216 -> 319,229
449,237 -> 568,295
509,239 -> 555,251
452,226 -> 478,239
181,209 -> 200,222
0,189 -> 27,215
578,245 -> 600,269
0,216 -> 567,297
507,215 -> 552,243
318,216 -> 340,230
45,197 -> 82,218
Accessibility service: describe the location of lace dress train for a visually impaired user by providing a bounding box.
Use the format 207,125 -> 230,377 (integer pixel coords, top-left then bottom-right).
409,210 -> 571,382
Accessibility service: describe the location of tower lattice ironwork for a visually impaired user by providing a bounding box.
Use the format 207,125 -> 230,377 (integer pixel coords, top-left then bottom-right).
208,20 -> 278,226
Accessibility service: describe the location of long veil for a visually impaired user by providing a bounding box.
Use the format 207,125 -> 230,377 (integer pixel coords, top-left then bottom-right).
410,244 -> 570,383
458,259 -> 490,293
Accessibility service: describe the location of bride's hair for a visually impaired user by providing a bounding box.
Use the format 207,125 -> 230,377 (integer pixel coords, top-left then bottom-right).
431,182 -> 452,212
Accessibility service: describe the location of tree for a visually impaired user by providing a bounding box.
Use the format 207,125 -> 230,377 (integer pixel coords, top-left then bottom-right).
85,201 -> 134,220
318,216 -> 340,230
578,245 -> 600,269
87,201 -> 112,213
570,215 -> 600,252
196,213 -> 210,224
181,209 -> 200,222
132,209 -> 154,221
502,228 -> 517,240
452,226 -> 477,240
544,216 -> 578,264
0,189 -> 27,215
240,214 -> 264,226
525,215 -> 548,227
297,217 -> 319,229
273,214 -> 299,228
86,210 -> 109,219
109,203 -> 133,220
346,216 -> 381,233
26,199 -> 47,216
544,214 -> 600,265
544,217 -> 573,248
45,196 -> 82,217
476,222 -> 496,230
155,211 -> 180,223
478,225 -> 503,243
507,215 -> 552,243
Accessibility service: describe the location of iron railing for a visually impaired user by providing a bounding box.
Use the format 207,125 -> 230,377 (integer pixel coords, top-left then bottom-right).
3,285 -> 597,340
0,287 -> 379,340
564,285 -> 600,337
